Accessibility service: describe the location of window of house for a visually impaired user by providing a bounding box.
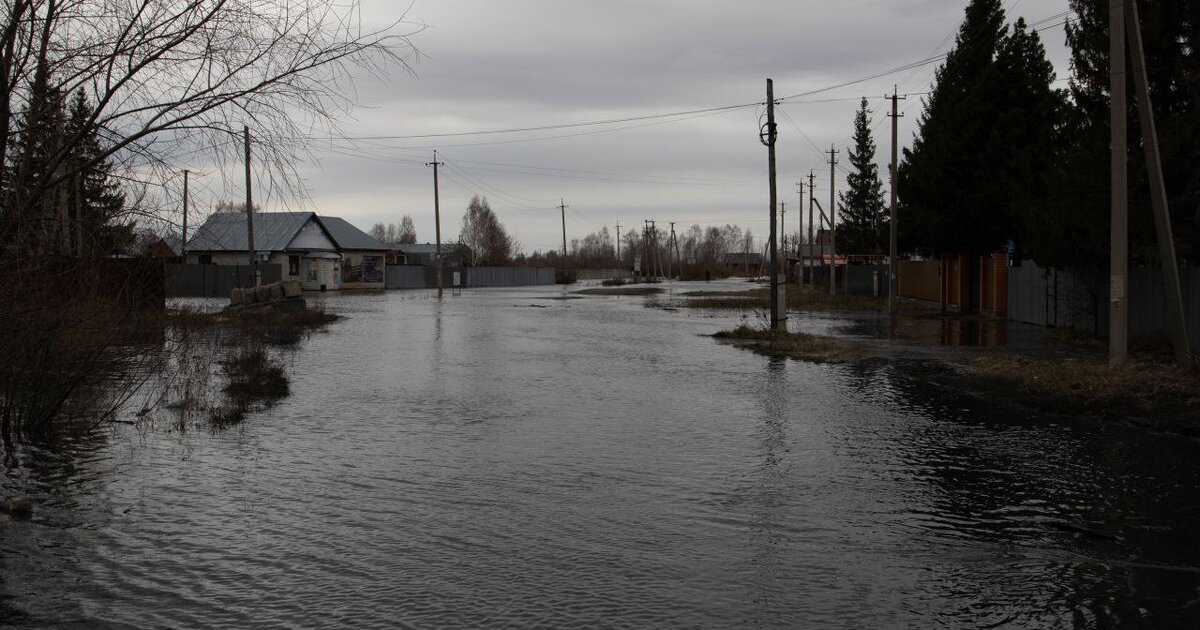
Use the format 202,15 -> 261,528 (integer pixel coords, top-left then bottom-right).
288,255 -> 300,276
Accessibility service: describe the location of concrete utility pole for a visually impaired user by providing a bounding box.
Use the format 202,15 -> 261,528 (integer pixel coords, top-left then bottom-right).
1126,0 -> 1191,364
426,150 -> 445,298
827,145 -> 839,296
797,181 -> 804,258
560,198 -> 569,258
888,87 -> 906,315
808,170 -> 816,288
1109,0 -> 1128,367
243,126 -> 258,287
181,169 -> 189,258
763,79 -> 784,331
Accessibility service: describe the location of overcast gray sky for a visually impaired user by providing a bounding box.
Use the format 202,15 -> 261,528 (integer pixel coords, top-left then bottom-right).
259,0 -> 1074,253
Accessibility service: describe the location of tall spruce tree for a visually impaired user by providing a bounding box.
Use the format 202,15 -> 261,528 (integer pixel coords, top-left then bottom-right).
897,0 -> 1008,256
991,19 -> 1068,264
838,98 -> 887,255
64,90 -> 127,255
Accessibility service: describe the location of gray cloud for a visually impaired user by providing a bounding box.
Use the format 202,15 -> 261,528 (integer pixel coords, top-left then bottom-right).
263,0 -> 1074,253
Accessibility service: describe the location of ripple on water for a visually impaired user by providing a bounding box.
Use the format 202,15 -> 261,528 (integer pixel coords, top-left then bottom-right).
3,285 -> 1200,628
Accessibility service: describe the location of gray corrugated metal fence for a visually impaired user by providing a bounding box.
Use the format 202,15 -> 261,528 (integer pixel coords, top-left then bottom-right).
466,267 -> 555,287
166,263 -> 283,297
1008,262 -> 1200,352
385,265 -> 428,289
385,265 -> 555,289
576,268 -> 630,281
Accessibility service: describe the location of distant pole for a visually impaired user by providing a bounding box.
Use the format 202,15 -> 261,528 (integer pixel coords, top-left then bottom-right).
560,198 -> 569,257
797,182 -> 804,258
615,220 -> 621,266
780,201 -> 787,275
244,125 -> 258,287
888,87 -> 906,315
1126,0 -> 1191,364
807,170 -> 816,288
181,169 -> 189,258
827,145 -> 839,296
426,150 -> 445,298
763,78 -> 784,332
1109,0 -> 1128,367
672,223 -> 681,276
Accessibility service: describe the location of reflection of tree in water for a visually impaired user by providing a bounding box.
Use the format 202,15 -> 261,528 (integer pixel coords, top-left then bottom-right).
840,356 -> 1200,627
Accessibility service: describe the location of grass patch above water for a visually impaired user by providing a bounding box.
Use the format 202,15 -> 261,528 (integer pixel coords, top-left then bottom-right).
713,324 -> 865,363
973,355 -> 1200,424
575,287 -> 665,296
671,285 -> 886,312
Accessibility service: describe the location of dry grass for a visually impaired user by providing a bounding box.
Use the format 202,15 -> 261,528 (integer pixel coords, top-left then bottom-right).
165,302 -> 339,346
713,324 -> 866,363
672,285 -> 886,312
975,355 -> 1200,420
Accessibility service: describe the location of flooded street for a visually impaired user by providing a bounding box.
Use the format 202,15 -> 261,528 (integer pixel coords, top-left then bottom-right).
3,282 -> 1200,628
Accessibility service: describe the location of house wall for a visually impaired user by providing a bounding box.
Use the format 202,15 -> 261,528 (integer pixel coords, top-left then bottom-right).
302,257 -> 340,291
341,252 -> 387,290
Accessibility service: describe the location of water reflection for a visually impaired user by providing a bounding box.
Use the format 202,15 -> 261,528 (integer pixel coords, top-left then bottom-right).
1,285 -> 1198,628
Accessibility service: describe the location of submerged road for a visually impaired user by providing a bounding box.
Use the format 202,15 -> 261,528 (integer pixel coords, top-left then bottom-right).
3,281 -> 1199,628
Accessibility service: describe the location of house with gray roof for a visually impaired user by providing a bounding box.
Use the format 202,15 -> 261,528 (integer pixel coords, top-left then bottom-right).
389,242 -> 472,267
186,212 -> 388,290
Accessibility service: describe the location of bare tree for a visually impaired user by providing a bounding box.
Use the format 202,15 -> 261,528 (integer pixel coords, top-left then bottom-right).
0,0 -> 421,250
398,214 -> 416,244
368,221 -> 386,242
457,195 -> 515,266
0,0 -> 420,440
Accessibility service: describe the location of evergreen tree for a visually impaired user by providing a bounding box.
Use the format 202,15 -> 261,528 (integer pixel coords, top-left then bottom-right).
897,0 -> 1008,255
63,90 -> 126,254
990,19 -> 1068,265
837,98 -> 886,255
1049,0 -> 1200,266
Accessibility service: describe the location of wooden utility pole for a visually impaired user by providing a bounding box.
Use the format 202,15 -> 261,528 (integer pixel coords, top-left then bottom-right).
243,126 -> 258,287
426,151 -> 444,298
763,79 -> 784,331
181,169 -> 189,258
808,170 -> 816,288
827,145 -> 839,296
1126,0 -> 1191,363
668,222 -> 680,279
615,220 -> 621,265
780,201 -> 786,274
560,198 -> 569,257
888,87 -> 906,315
1109,0 -> 1128,367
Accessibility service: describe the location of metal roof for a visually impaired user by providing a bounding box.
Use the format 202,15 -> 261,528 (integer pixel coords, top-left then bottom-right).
394,243 -> 441,254
316,216 -> 388,251
187,212 -> 387,253
188,212 -> 315,253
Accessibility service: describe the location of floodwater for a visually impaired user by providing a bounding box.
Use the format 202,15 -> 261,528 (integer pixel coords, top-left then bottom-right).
3,281 -> 1200,629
